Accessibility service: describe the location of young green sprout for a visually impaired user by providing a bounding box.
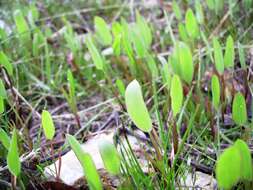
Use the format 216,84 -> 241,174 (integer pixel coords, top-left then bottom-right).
0,128 -> 10,149
67,134 -> 102,190
125,80 -> 152,132
98,140 -> 121,175
7,129 -> 21,177
94,16 -> 112,46
213,37 -> 224,75
0,51 -> 13,76
224,35 -> 235,68
211,75 -> 220,110
216,139 -> 252,189
185,8 -> 199,39
41,110 -> 55,140
232,92 -> 247,126
170,75 -> 183,117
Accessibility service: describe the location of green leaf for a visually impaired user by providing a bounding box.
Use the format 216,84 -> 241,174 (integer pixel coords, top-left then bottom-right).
216,146 -> 241,189
232,92 -> 247,125
86,35 -> 104,70
67,70 -> 75,101
224,35 -> 235,68
185,9 -> 199,39
178,42 -> 194,84
170,75 -> 183,117
0,128 -> 10,149
243,0 -> 252,9
206,0 -> 215,10
238,42 -> 246,69
178,23 -> 188,42
13,10 -> 30,43
67,134 -> 102,190
0,97 -> 4,114
234,139 -> 253,180
211,75 -> 220,110
0,79 -> 7,98
41,110 -> 55,140
136,11 -> 152,48
195,0 -> 204,24
125,80 -> 152,132
116,79 -> 125,97
132,25 -> 147,58
94,16 -> 112,46
172,1 -> 182,20
7,129 -> 21,177
161,62 -> 172,91
213,37 -> 224,75
98,140 -> 121,175
0,51 -> 13,76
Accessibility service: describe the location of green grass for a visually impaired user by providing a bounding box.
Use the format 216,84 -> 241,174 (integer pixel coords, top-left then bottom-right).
0,0 -> 253,189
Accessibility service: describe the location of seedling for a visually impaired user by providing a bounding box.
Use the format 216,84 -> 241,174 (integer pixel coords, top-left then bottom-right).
185,8 -> 199,39
67,134 -> 102,190
98,140 -> 121,175
41,110 -> 55,140
232,92 -> 247,126
94,16 -> 112,46
125,80 -> 152,132
216,139 -> 252,189
224,35 -> 235,68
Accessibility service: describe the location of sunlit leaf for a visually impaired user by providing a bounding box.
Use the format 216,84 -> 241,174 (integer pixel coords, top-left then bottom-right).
213,37 -> 224,75
172,1 -> 182,20
224,35 -> 234,68
178,42 -> 194,84
185,9 -> 199,39
211,75 -> 220,110
86,35 -> 104,70
7,129 -> 21,177
94,16 -> 112,46
170,75 -> 183,117
125,80 -> 152,132
67,69 -> 75,101
13,10 -> 30,43
0,128 -> 10,149
234,139 -> 253,180
98,140 -> 121,175
232,92 -> 247,125
41,110 -> 55,140
161,62 -> 172,91
216,146 -> 241,189
0,51 -> 13,76
67,134 -> 102,190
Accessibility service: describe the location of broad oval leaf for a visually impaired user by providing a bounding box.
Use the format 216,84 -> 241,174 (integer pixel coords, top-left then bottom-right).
232,92 -> 247,125
0,51 -> 13,76
0,128 -> 10,149
41,110 -> 55,140
234,139 -> 253,180
211,75 -> 220,110
67,134 -> 102,190
213,37 -> 224,75
7,129 -> 21,177
86,35 -> 104,70
178,42 -> 194,84
94,16 -> 112,46
185,9 -> 199,39
224,35 -> 234,68
170,75 -> 183,117
125,80 -> 152,132
216,146 -> 241,189
98,140 -> 121,175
